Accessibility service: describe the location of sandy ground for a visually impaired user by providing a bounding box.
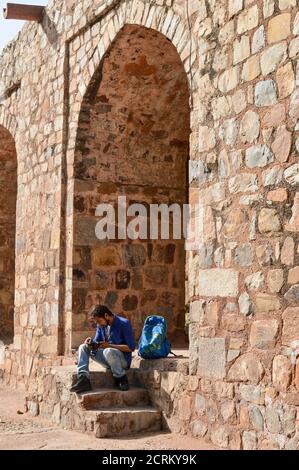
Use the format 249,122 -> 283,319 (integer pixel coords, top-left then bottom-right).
0,385 -> 217,451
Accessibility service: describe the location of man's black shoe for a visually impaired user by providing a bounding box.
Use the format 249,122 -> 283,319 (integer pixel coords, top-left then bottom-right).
118,374 -> 130,391
70,375 -> 92,393
113,376 -> 121,389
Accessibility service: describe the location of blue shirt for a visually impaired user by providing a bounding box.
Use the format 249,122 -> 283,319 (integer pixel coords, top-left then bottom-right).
93,315 -> 135,367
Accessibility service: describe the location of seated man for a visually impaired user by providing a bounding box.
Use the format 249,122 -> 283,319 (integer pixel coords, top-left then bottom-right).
70,305 -> 135,394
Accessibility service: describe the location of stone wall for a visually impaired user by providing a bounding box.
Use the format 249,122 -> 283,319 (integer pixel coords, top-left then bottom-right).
0,0 -> 298,449
185,0 -> 299,450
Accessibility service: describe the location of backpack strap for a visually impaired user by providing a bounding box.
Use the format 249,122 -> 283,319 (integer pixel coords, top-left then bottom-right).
169,350 -> 185,358
169,350 -> 177,356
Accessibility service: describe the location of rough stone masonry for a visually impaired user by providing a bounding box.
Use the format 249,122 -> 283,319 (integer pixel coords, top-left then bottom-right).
0,0 -> 298,450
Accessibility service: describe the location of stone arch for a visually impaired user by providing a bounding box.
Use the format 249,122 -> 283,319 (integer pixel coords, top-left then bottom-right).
71,23 -> 191,347
0,106 -> 17,140
73,2 -> 197,108
0,119 -> 18,344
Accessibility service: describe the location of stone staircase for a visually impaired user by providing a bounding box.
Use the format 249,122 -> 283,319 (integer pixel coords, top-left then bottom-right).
26,352 -> 190,439
28,365 -> 163,438
74,370 -> 162,438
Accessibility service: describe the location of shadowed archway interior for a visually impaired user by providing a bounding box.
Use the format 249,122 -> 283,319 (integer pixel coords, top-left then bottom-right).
0,124 -> 17,344
73,24 -> 190,347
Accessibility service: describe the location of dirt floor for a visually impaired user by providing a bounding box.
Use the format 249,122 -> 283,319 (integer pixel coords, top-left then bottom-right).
0,385 -> 217,450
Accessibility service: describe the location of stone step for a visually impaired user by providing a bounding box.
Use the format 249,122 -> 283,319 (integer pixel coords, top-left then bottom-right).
88,369 -> 142,388
60,368 -> 142,390
77,387 -> 150,410
85,406 -> 162,438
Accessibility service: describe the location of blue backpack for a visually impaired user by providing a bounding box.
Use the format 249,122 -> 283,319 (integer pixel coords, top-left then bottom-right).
138,315 -> 172,359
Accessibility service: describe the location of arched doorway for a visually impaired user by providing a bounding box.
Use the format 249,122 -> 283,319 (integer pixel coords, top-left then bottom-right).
72,25 -> 190,347
0,125 -> 17,344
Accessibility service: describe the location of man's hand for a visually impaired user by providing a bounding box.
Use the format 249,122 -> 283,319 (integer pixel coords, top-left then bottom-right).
99,341 -> 110,350
84,337 -> 92,345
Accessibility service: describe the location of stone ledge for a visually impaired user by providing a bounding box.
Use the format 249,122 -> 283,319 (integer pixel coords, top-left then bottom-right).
132,349 -> 189,373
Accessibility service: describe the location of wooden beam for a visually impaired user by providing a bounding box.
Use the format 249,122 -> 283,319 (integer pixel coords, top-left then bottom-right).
3,3 -> 45,22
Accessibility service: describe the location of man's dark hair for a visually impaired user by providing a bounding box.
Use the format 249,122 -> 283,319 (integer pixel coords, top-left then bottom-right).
90,305 -> 113,318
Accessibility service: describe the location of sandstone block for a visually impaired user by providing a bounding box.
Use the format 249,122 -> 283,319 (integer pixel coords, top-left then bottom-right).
267,269 -> 284,293
229,174 -> 258,193
288,266 -> 299,284
258,208 -> 281,233
286,192 -> 299,232
245,271 -> 264,290
145,266 -> 168,287
268,13 -> 291,44
255,293 -> 281,313
239,385 -> 265,405
249,320 -> 280,349
260,42 -> 287,75
267,188 -> 288,202
197,337 -> 226,380
189,300 -> 205,324
228,353 -> 264,384
206,300 -> 220,327
219,118 -> 239,147
232,90 -> 247,114
214,381 -> 234,399
289,36 -> 299,58
255,80 -> 277,107
281,237 -> 295,265
218,66 -> 239,93
123,245 -> 146,267
289,89 -> 299,120
276,62 -> 295,99
229,0 -> 243,19
242,431 -> 257,450
282,307 -> 299,345
222,314 -> 246,332
271,126 -> 292,163
264,0 -> 275,18
262,166 -> 284,186
74,218 -> 98,245
91,246 -> 121,266
272,355 -> 292,391
241,55 -> 261,82
234,244 -> 253,267
246,145 -> 274,168
198,126 -> 216,152
233,36 -> 250,64
211,96 -> 231,120
250,406 -> 264,431
195,394 -> 206,415
237,5 -> 259,34
240,111 -> 260,144
284,285 -> 299,303
221,401 -> 235,421
262,103 -> 286,127
265,407 -> 281,434
252,26 -> 265,53
191,420 -> 208,438
198,269 -> 239,297
284,164 -> 299,186
211,425 -> 229,449
219,20 -> 235,45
